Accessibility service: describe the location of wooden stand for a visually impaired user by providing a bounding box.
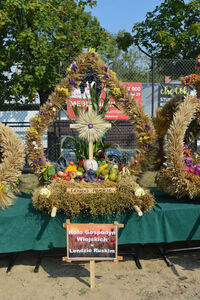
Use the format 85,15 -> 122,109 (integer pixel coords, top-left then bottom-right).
90,260 -> 95,288
63,220 -> 124,289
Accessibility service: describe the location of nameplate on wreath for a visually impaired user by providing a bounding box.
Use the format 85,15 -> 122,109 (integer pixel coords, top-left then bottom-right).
66,187 -> 117,194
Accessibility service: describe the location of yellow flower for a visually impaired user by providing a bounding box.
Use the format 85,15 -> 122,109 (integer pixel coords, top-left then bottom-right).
139,136 -> 149,142
66,165 -> 77,172
110,70 -> 116,77
0,184 -> 4,190
67,67 -> 72,73
31,116 -> 41,123
88,48 -> 96,54
46,161 -> 51,167
112,88 -> 121,97
52,107 -> 56,112
27,128 -> 38,135
100,164 -> 108,171
55,87 -> 69,97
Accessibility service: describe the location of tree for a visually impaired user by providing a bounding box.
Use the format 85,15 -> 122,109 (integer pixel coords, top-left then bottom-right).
99,32 -> 151,83
117,0 -> 200,59
0,0 -> 106,105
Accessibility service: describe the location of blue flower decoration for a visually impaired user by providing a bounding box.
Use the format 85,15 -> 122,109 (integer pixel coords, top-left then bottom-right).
39,110 -> 43,115
103,74 -> 109,79
70,79 -> 75,85
104,66 -> 108,72
145,144 -> 151,149
124,99 -> 130,104
72,64 -> 77,71
145,125 -> 151,130
88,123 -> 94,129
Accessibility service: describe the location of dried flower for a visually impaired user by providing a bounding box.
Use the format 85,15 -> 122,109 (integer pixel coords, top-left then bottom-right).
110,70 -> 116,77
70,79 -> 75,85
112,88 -> 121,96
145,125 -> 151,130
39,187 -> 51,198
27,128 -> 38,135
72,64 -> 78,71
88,48 -> 96,55
124,99 -> 130,104
134,187 -> 145,197
55,87 -> 69,97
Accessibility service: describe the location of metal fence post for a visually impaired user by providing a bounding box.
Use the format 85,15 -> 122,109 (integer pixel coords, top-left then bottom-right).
151,57 -> 155,117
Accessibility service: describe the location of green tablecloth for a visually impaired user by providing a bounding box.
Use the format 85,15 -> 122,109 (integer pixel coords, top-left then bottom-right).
1,187 -> 200,253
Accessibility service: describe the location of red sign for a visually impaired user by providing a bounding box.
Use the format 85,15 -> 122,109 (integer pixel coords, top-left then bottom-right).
66,223 -> 118,260
67,82 -> 142,120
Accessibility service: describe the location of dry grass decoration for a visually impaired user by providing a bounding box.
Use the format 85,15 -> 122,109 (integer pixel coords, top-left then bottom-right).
152,94 -> 183,170
156,55 -> 200,198
0,122 -> 25,209
26,49 -> 156,217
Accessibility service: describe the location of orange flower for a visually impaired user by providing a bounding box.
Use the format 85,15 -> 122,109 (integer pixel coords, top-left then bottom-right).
184,149 -> 191,156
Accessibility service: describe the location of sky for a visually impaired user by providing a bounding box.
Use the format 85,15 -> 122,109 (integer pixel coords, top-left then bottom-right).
86,0 -> 162,34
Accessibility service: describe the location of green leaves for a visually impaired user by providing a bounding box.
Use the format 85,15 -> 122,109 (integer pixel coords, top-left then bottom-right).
0,0 -> 106,104
118,0 -> 200,59
42,165 -> 56,184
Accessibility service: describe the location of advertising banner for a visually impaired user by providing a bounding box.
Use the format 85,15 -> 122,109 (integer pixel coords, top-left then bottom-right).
67,82 -> 142,120
158,84 -> 194,107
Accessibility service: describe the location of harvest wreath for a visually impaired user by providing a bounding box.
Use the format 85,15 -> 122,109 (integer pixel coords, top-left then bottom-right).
155,95 -> 200,198
153,94 -> 183,170
26,49 -> 155,216
0,122 -> 25,209
156,55 -> 200,198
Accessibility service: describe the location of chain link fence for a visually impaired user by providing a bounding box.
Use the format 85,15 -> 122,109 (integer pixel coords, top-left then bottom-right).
0,56 -> 197,169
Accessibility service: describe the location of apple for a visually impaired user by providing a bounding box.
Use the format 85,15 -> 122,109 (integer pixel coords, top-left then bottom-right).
64,176 -> 70,181
69,171 -> 77,179
69,161 -> 74,166
52,176 -> 58,180
63,170 -> 68,176
57,171 -> 64,177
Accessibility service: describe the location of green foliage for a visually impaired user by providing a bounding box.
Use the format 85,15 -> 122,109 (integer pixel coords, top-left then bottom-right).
0,0 -> 107,105
99,31 -> 151,83
42,165 -> 56,184
60,84 -> 116,161
117,0 -> 200,59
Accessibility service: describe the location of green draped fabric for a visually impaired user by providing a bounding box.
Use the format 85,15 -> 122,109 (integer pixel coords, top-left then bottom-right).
0,187 -> 200,253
